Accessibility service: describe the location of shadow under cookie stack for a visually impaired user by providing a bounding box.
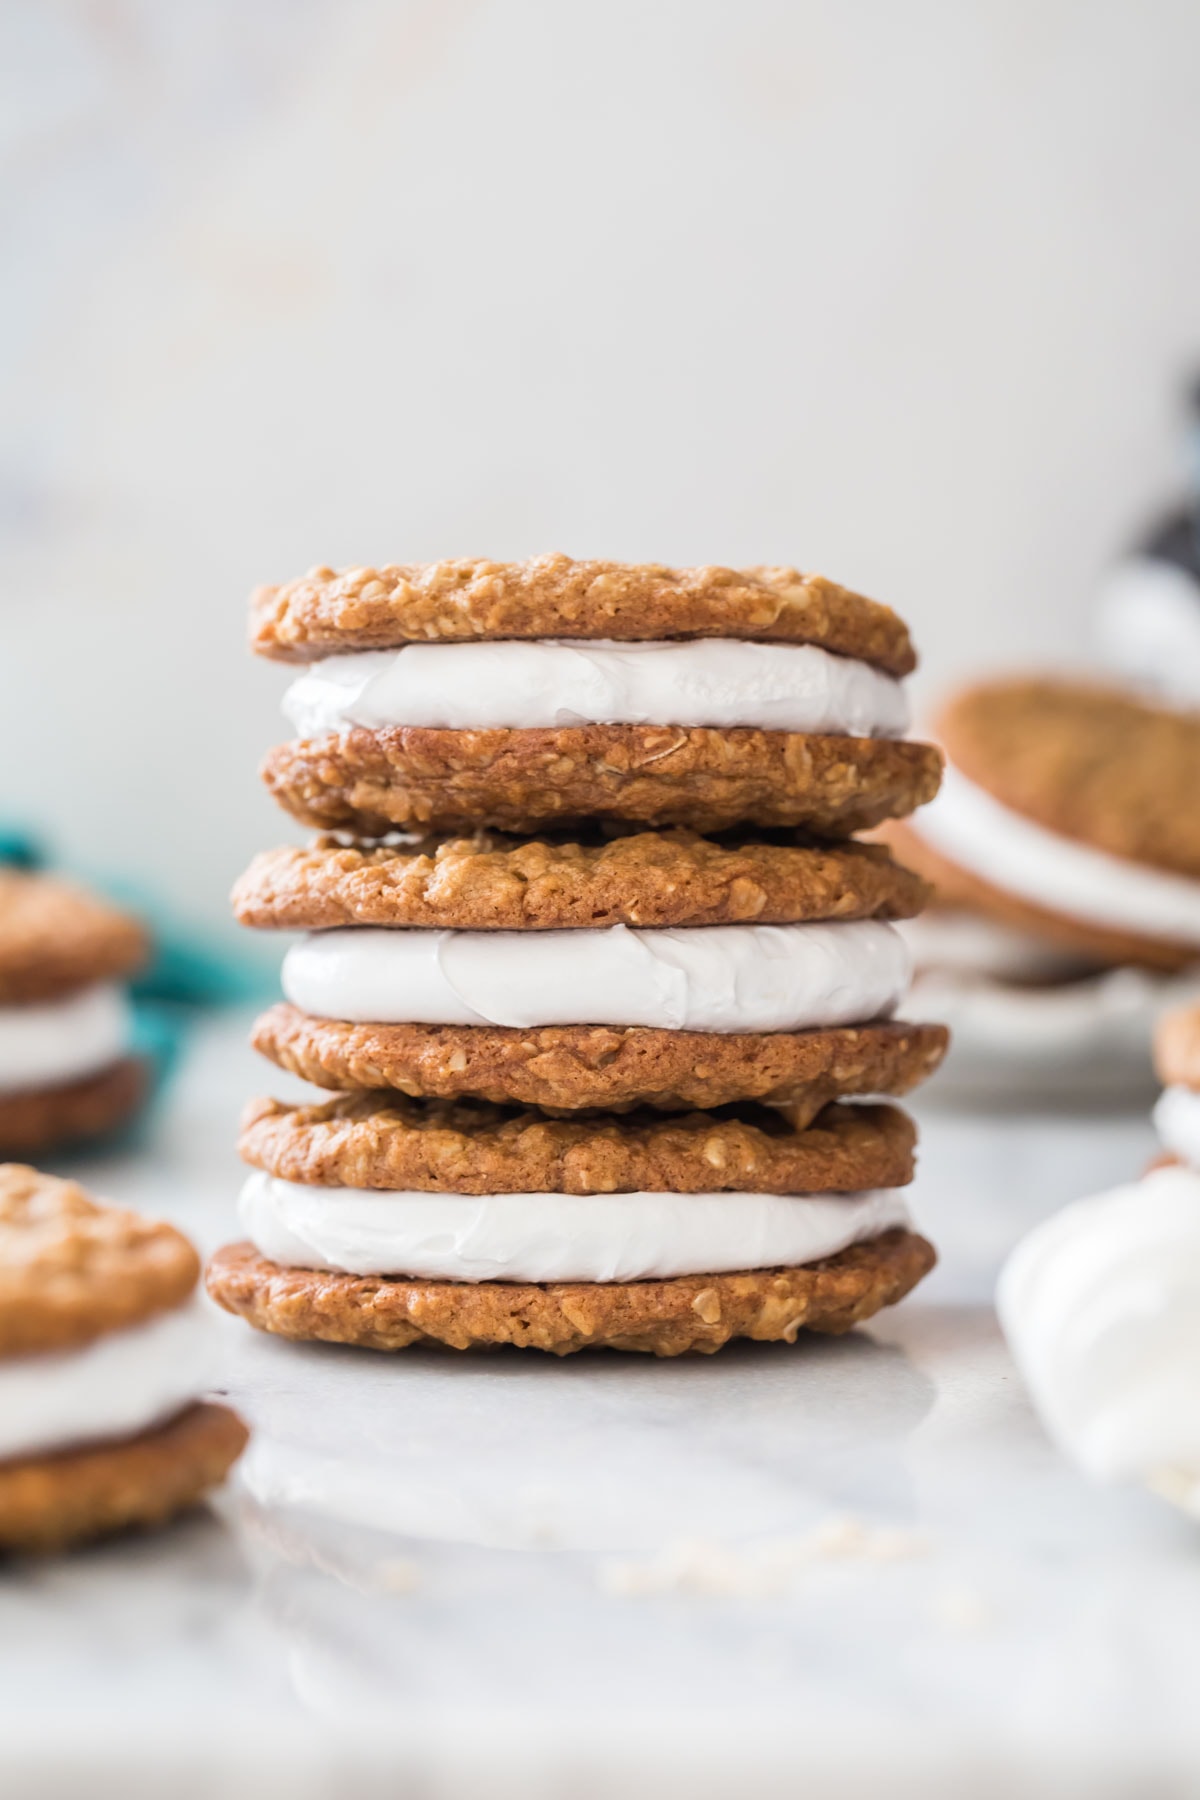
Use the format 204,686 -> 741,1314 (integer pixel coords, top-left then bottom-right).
207,557 -> 949,1356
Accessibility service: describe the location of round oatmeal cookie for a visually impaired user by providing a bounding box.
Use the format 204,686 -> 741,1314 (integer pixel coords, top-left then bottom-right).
206,1229 -> 936,1355
1155,1001 -> 1200,1091
239,1093 -> 916,1196
939,678 -> 1200,877
887,820 -> 1198,973
0,1163 -> 200,1357
252,1006 -> 950,1122
250,555 -> 916,676
0,1402 -> 248,1555
233,830 -> 931,932
0,869 -> 148,1005
262,726 -> 943,837
0,1057 -> 149,1160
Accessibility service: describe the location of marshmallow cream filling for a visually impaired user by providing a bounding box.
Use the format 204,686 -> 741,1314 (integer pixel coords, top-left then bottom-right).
281,639 -> 910,738
0,982 -> 133,1096
998,1166 -> 1200,1482
1154,1085 -> 1200,1171
0,1299 -> 217,1462
912,765 -> 1200,947
281,918 -> 912,1033
239,1172 -> 912,1284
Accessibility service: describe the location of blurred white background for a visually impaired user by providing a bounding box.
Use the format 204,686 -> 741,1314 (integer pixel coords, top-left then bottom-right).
2,0 -> 1198,941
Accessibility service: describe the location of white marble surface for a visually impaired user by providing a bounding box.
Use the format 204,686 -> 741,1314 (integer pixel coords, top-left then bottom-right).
5,1012 -> 1200,1800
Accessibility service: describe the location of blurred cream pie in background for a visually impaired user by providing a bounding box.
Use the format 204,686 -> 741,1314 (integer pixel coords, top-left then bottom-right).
0,869 -> 151,1154
883,675 -> 1200,1102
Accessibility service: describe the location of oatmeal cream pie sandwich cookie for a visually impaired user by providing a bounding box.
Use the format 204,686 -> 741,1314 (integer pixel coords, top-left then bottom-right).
253,556 -> 943,836
0,1165 -> 246,1552
889,677 -> 1200,974
0,869 -> 150,1156
207,1095 -> 935,1355
235,830 -> 949,1121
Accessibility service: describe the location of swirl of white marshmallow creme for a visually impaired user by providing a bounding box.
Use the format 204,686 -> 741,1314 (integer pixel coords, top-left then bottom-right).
239,1173 -> 912,1285
912,765 -> 1200,947
281,919 -> 913,1034
0,982 -> 133,1096
0,1300 -> 218,1462
281,639 -> 910,738
1154,1085 -> 1200,1171
997,1166 -> 1200,1484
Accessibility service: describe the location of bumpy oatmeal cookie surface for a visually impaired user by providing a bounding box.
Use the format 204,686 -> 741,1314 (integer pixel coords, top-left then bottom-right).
0,1163 -> 199,1356
252,1006 -> 949,1122
262,725 -> 943,838
251,555 -> 916,675
234,830 -> 931,932
206,1228 -> 936,1356
238,1093 -> 917,1196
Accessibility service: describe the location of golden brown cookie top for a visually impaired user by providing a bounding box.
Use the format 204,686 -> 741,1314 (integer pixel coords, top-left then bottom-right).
0,868 -> 148,1004
250,555 -> 916,676
239,1092 -> 916,1196
233,829 -> 931,933
0,1165 -> 200,1356
1155,1002 -> 1200,1091
937,678 -> 1200,877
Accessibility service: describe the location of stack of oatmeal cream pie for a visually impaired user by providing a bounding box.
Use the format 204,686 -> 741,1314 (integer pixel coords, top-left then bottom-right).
207,556 -> 949,1355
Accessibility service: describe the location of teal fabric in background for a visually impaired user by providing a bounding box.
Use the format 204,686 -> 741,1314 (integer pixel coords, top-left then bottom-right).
1,829 -> 278,1125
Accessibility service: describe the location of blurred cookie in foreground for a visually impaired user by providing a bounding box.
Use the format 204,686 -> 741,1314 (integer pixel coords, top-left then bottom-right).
0,1165 -> 246,1553
884,677 -> 1200,1099
0,869 -> 151,1155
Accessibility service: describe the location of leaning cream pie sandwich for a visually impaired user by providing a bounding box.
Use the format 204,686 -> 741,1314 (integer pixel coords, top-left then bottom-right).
0,1165 -> 246,1552
0,869 -> 150,1155
884,676 -> 1200,1096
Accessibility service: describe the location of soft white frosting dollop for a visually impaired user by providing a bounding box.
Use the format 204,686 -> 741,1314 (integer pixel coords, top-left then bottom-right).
912,765 -> 1200,947
281,919 -> 912,1033
0,1299 -> 217,1462
1097,557 -> 1200,707
281,639 -> 910,738
997,1167 -> 1200,1483
1154,1085 -> 1200,1171
0,982 -> 132,1096
239,1172 -> 911,1284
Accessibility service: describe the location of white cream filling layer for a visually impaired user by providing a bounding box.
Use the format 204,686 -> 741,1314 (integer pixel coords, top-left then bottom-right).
912,765 -> 1200,948
281,918 -> 911,1034
281,639 -> 910,738
239,1172 -> 911,1284
1097,557 -> 1200,706
0,982 -> 132,1096
0,1299 -> 217,1463
998,1166 -> 1200,1483
1154,1085 -> 1200,1171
